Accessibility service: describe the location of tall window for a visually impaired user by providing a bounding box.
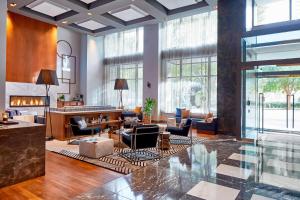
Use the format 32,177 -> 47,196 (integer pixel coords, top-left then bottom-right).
247,0 -> 300,30
160,11 -> 217,114
104,28 -> 144,108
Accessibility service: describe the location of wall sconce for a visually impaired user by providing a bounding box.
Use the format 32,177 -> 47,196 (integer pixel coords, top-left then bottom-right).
147,81 -> 151,88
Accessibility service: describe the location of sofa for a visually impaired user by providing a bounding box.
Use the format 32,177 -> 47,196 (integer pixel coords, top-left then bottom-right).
121,110 -> 143,128
194,117 -> 218,134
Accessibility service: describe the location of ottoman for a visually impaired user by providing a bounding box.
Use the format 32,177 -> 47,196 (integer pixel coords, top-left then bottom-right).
79,138 -> 114,158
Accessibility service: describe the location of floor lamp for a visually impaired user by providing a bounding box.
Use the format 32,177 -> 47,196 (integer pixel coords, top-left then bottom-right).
114,79 -> 128,109
36,69 -> 59,140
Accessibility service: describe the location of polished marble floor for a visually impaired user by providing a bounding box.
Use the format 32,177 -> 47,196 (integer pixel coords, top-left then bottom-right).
75,135 -> 300,200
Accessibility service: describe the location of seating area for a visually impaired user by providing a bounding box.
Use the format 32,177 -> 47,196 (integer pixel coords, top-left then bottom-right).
1,0 -> 300,200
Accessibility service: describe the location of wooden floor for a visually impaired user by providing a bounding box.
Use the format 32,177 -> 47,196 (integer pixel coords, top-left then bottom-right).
0,130 -> 219,200
0,151 -> 122,200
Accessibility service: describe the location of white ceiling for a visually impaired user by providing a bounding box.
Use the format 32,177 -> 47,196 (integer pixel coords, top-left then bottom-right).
157,0 -> 201,10
77,20 -> 106,30
27,0 -> 70,17
7,0 -> 217,36
111,5 -> 148,22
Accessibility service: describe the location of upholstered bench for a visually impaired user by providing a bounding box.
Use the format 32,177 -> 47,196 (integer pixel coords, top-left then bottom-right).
79,137 -> 114,158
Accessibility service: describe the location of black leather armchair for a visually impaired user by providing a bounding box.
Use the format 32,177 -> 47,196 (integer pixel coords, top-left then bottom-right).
69,116 -> 100,136
121,124 -> 160,161
166,118 -> 192,137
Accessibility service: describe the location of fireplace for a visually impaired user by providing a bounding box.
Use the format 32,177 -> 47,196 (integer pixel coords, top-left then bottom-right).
9,96 -> 49,107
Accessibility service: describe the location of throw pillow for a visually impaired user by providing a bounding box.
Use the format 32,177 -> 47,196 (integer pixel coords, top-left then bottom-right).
180,119 -> 187,128
77,119 -> 87,129
134,106 -> 142,114
181,109 -> 190,118
205,113 -> 214,123
176,108 -> 185,116
205,117 -> 214,123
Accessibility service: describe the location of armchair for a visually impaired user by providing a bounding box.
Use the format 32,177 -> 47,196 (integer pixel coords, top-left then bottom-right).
166,119 -> 192,145
121,124 -> 160,161
166,118 -> 192,137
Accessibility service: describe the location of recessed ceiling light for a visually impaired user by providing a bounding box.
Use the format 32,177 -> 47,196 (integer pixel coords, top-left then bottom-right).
10,3 -> 17,7
62,21 -> 68,24
87,12 -> 92,16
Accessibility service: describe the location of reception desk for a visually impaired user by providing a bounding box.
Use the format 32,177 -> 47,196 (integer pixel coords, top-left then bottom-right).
46,107 -> 123,140
0,121 -> 45,188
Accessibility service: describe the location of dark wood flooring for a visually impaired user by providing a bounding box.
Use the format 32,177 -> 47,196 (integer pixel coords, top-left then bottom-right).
0,151 -> 122,200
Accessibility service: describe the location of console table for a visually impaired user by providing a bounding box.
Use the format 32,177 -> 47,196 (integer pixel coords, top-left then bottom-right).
46,109 -> 123,140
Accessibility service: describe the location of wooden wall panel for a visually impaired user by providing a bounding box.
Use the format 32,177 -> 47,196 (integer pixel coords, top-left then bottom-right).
6,12 -> 57,83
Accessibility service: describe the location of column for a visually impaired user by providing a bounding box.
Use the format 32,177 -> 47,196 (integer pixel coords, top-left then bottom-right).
217,0 -> 246,138
80,35 -> 104,105
143,24 -> 160,120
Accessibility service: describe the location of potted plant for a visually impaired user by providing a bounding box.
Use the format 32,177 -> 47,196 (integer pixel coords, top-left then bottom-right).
143,97 -> 156,124
58,94 -> 65,102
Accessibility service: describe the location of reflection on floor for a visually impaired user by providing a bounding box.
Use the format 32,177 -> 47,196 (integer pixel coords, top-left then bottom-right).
75,134 -> 300,200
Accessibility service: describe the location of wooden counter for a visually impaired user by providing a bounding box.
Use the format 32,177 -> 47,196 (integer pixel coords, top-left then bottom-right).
46,109 -> 123,140
0,121 -> 46,188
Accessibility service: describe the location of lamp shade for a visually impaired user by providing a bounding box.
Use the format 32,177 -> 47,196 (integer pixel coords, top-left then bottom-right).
114,79 -> 128,90
36,69 -> 59,86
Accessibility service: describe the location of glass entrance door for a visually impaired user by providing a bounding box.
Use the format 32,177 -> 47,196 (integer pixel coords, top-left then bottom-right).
242,65 -> 300,139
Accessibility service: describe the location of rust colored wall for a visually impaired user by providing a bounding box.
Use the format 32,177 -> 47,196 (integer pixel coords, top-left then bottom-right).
6,12 -> 57,83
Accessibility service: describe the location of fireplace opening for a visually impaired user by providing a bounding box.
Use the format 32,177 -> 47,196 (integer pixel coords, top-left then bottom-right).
9,96 -> 49,107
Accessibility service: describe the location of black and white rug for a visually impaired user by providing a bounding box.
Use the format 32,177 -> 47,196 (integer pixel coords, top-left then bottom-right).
46,135 -> 206,175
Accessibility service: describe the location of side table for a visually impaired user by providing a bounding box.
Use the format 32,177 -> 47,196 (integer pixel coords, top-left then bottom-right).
159,131 -> 170,150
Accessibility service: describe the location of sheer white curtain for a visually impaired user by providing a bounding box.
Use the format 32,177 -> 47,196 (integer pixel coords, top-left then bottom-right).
160,11 -> 217,114
104,28 -> 144,108
160,11 -> 217,59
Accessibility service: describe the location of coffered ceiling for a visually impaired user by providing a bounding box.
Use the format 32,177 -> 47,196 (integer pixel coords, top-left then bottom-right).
7,0 -> 217,36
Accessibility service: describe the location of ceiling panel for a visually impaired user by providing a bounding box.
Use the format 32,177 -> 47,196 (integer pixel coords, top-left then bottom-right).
27,0 -> 71,17
157,0 -> 201,10
110,5 -> 148,22
77,20 -> 106,30
80,0 -> 97,3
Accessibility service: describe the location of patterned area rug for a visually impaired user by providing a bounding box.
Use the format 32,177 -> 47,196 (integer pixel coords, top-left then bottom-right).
46,135 -> 206,175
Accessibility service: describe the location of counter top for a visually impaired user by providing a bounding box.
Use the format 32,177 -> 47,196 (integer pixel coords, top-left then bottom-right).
0,120 -> 44,131
49,109 -> 123,115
